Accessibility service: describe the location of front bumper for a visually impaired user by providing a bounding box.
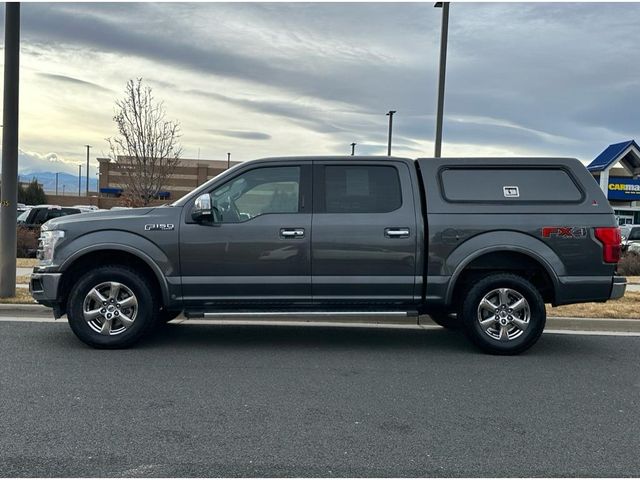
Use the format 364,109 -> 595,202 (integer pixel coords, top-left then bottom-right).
29,272 -> 62,308
610,276 -> 627,300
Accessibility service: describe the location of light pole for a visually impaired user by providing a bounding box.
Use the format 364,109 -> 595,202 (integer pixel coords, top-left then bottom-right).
0,2 -> 20,298
386,110 -> 396,156
434,2 -> 449,158
78,164 -> 82,197
85,144 -> 91,196
55,172 -> 59,195
351,142 -> 356,156
227,152 -> 231,169
62,184 -> 65,196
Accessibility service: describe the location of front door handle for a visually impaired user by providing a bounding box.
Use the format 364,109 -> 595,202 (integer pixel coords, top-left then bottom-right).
280,228 -> 305,239
385,227 -> 410,238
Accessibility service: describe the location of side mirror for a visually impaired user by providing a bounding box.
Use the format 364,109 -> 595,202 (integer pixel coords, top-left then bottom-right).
191,193 -> 214,223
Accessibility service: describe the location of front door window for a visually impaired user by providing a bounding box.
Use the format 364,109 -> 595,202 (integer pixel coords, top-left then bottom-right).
211,166 -> 300,223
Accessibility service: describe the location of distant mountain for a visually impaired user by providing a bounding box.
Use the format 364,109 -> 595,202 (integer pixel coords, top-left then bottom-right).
19,171 -> 98,195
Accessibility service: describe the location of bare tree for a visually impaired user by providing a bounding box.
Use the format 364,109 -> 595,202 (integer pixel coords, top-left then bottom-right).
107,78 -> 182,206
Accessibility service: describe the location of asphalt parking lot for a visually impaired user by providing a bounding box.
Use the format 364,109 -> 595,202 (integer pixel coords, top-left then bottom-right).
1,319 -> 639,477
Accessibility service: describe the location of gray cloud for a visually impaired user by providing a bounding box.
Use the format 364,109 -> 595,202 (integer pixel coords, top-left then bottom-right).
9,2 -> 640,165
205,129 -> 272,141
37,73 -> 112,92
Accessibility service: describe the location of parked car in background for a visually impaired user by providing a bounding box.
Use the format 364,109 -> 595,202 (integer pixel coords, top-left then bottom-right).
18,205 -> 82,230
16,203 -> 29,214
73,205 -> 100,212
620,224 -> 640,252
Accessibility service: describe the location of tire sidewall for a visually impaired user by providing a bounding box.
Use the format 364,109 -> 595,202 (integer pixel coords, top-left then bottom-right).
67,266 -> 157,348
460,273 -> 546,355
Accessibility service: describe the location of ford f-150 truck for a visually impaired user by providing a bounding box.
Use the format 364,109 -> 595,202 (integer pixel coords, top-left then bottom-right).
30,156 -> 626,354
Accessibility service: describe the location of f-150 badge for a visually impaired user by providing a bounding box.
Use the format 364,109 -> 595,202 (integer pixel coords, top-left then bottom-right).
145,224 -> 175,231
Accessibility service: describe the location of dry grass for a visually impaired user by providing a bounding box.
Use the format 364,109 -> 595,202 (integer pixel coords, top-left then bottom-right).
547,291 -> 640,319
16,258 -> 37,268
0,289 -> 36,304
627,276 -> 640,285
16,275 -> 31,285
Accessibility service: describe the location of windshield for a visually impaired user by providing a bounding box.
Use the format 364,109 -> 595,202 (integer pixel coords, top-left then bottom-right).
170,161 -> 245,207
17,210 -> 30,222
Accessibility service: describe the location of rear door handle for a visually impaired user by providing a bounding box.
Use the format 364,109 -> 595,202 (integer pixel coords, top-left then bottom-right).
385,227 -> 410,238
280,228 -> 305,239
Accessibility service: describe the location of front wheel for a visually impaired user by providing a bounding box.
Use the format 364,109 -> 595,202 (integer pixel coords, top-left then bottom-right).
458,273 -> 546,355
66,265 -> 158,348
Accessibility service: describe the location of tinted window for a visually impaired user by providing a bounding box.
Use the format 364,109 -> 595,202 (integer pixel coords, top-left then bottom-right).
61,208 -> 81,216
629,228 -> 640,241
211,166 -> 300,223
33,209 -> 51,225
440,168 -> 583,203
323,165 -> 402,213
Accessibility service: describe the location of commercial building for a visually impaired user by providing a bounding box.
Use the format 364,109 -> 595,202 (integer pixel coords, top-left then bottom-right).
97,156 -> 240,201
587,140 -> 640,225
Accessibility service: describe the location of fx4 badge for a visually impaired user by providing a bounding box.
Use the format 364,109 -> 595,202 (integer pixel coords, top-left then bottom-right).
145,223 -> 175,231
541,227 -> 587,239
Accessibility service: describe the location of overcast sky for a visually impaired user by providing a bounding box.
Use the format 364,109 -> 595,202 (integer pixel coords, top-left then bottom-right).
1,2 -> 639,175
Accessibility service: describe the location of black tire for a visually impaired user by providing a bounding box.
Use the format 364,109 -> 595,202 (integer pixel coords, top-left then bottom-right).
429,311 -> 462,330
458,273 -> 545,355
66,265 -> 158,349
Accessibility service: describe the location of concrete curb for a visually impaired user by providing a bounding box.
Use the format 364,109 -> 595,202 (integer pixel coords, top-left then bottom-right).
0,303 -> 48,314
0,304 -> 639,332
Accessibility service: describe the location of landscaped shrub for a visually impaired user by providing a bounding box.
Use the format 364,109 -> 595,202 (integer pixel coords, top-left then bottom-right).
618,251 -> 640,276
17,226 -> 39,258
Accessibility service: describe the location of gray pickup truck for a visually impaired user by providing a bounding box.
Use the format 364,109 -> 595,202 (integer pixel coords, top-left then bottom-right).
30,156 -> 626,354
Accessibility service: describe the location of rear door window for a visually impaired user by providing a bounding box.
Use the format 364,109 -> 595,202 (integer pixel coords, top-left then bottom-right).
440,167 -> 583,203
321,165 -> 402,213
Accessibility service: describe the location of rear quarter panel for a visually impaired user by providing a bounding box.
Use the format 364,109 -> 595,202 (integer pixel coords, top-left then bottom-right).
417,157 -> 617,306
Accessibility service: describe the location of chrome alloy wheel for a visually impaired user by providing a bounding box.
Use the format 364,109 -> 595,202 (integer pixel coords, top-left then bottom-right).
82,282 -> 138,336
476,288 -> 530,342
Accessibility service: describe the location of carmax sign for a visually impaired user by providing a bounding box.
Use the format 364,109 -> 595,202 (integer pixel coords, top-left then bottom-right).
608,176 -> 640,201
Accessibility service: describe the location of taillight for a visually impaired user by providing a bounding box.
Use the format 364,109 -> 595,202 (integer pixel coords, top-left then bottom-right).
594,227 -> 621,263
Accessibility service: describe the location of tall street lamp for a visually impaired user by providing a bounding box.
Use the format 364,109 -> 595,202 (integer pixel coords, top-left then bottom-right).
434,2 -> 449,158
55,172 -> 59,195
227,152 -> 231,169
78,164 -> 82,196
351,142 -> 356,156
0,2 -> 20,298
85,144 -> 91,196
386,110 -> 396,156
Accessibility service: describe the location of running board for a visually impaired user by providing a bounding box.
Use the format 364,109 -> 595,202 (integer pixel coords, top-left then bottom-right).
184,310 -> 420,323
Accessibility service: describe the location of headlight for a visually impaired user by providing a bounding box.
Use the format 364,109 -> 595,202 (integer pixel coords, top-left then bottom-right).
37,230 -> 65,265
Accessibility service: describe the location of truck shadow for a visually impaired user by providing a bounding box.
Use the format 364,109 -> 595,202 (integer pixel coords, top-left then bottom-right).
145,322 -> 473,353
141,322 -> 596,356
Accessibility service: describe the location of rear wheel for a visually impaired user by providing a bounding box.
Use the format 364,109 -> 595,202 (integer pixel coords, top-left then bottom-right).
66,265 -> 158,348
458,273 -> 545,355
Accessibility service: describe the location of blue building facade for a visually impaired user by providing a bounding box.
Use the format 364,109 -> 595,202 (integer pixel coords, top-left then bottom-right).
587,140 -> 640,225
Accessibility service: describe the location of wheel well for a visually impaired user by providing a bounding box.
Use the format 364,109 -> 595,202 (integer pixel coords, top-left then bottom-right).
451,251 -> 555,305
58,250 -> 163,312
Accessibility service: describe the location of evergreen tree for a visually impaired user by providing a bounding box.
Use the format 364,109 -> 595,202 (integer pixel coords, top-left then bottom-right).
18,178 -> 47,205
